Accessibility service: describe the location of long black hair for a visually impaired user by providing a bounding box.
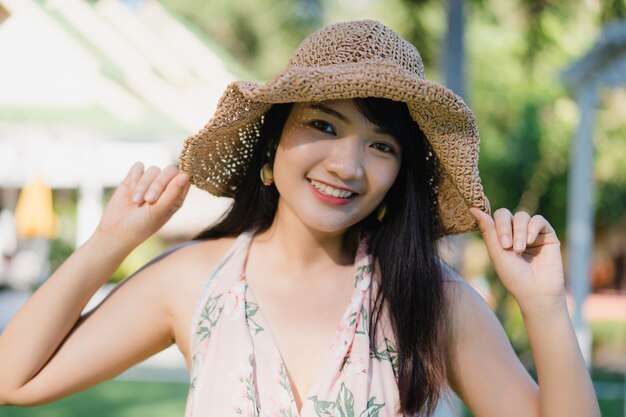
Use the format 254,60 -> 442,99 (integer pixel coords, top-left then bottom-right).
195,98 -> 447,416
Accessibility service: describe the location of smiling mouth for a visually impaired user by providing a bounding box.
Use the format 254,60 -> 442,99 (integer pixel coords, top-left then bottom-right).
308,179 -> 357,199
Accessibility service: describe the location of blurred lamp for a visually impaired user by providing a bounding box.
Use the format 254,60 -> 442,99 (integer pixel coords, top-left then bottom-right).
15,177 -> 57,239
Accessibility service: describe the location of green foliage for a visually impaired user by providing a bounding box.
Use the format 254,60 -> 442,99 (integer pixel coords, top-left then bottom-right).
48,238 -> 75,274
109,235 -> 168,283
480,100 -> 541,207
393,0 -> 444,67
466,0 -> 626,239
592,321 -> 626,352
601,0 -> 626,22
1,380 -> 188,417
463,396 -> 624,417
159,0 -> 323,80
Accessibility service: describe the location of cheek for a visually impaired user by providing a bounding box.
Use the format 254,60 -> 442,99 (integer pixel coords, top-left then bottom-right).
372,161 -> 401,195
272,145 -> 314,191
273,146 -> 305,176
273,133 -> 321,175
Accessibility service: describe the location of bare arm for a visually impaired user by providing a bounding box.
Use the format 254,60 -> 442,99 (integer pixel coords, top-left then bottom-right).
0,163 -> 190,405
445,278 -> 539,416
447,208 -> 600,417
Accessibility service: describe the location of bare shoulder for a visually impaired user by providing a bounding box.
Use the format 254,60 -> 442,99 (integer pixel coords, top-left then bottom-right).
441,266 -> 492,336
440,265 -> 506,354
121,235 -> 239,363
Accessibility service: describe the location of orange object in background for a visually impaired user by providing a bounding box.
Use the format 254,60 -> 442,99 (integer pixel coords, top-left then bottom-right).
15,177 -> 56,239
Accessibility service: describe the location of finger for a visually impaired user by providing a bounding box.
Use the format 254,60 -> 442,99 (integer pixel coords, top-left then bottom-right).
152,173 -> 190,217
469,208 -> 499,249
512,211 -> 531,253
144,165 -> 179,203
527,214 -> 554,245
493,208 -> 514,249
132,166 -> 161,204
123,162 -> 144,190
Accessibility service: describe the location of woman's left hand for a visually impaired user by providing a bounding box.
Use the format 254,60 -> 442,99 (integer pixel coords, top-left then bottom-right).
469,207 -> 565,311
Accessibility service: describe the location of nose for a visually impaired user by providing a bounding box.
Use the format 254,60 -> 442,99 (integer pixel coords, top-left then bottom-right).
323,137 -> 364,180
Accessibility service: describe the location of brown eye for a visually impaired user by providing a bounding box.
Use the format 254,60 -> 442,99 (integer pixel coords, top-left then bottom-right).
372,142 -> 397,155
310,120 -> 336,135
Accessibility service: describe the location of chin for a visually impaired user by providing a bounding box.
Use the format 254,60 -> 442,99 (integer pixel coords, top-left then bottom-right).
298,210 -> 367,235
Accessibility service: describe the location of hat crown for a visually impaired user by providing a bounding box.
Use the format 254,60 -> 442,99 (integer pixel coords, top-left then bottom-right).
288,20 -> 425,79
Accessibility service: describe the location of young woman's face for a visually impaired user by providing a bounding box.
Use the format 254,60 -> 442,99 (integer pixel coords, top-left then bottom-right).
272,99 -> 402,234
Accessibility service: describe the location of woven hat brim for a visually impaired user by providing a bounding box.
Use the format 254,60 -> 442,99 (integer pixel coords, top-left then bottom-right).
180,60 -> 489,234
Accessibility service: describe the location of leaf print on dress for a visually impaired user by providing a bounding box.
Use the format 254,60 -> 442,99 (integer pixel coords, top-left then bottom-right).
370,338 -> 398,380
353,263 -> 371,337
330,263 -> 371,361
234,354 -> 260,417
245,301 -> 265,335
196,293 -> 223,343
309,383 -> 384,417
189,352 -> 202,392
353,304 -> 369,336
359,397 -> 385,417
340,355 -> 368,375
277,362 -> 296,402
261,361 -> 297,417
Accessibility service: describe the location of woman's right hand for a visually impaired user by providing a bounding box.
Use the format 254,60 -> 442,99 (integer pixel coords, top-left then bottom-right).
0,162 -> 191,406
96,162 -> 190,250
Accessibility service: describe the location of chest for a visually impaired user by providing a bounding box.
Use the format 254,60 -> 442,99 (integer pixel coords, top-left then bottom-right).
245,267 -> 355,408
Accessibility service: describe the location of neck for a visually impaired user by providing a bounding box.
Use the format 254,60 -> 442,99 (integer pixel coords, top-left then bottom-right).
253,202 -> 357,272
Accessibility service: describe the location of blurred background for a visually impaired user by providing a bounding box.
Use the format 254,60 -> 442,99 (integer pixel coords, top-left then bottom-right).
0,0 -> 624,416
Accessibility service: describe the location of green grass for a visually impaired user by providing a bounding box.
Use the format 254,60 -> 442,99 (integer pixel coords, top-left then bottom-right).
462,389 -> 624,417
463,401 -> 623,417
598,398 -> 624,417
1,380 -> 188,417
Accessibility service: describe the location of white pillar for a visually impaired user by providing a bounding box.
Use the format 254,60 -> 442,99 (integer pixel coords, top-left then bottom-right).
76,181 -> 103,246
566,82 -> 596,366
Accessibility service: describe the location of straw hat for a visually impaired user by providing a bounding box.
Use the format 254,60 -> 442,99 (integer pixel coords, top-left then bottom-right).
180,19 -> 490,235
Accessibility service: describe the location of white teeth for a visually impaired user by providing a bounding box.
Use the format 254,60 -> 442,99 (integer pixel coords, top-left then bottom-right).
309,179 -> 355,199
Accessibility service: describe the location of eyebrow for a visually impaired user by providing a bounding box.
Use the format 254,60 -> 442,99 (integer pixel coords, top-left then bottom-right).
309,103 -> 348,122
307,103 -> 391,135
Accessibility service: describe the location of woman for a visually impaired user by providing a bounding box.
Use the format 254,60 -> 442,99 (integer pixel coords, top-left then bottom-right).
0,20 -> 599,417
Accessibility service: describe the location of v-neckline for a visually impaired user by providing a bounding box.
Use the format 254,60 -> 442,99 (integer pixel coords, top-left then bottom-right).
241,234 -> 365,417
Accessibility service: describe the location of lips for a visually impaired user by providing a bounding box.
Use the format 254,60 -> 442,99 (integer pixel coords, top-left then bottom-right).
307,179 -> 358,199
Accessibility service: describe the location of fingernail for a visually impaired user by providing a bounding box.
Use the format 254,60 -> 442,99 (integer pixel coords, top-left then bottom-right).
527,234 -> 533,244
145,190 -> 156,202
132,192 -> 142,203
514,239 -> 524,251
501,235 -> 511,247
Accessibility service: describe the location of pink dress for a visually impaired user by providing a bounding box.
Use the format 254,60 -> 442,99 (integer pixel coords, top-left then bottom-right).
184,232 -> 402,417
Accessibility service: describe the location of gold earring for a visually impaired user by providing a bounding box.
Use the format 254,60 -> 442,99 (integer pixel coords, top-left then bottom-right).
377,204 -> 387,222
260,163 -> 274,186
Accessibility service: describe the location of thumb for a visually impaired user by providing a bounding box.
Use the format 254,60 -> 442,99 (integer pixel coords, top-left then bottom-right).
469,208 -> 500,251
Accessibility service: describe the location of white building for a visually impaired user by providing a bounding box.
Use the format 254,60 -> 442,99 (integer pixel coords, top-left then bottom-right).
0,0 -> 242,253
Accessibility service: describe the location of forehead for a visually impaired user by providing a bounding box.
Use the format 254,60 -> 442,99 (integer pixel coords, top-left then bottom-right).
292,99 -> 357,114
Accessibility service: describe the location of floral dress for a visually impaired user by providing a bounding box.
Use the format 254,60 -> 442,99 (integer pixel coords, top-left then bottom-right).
184,232 -> 402,417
